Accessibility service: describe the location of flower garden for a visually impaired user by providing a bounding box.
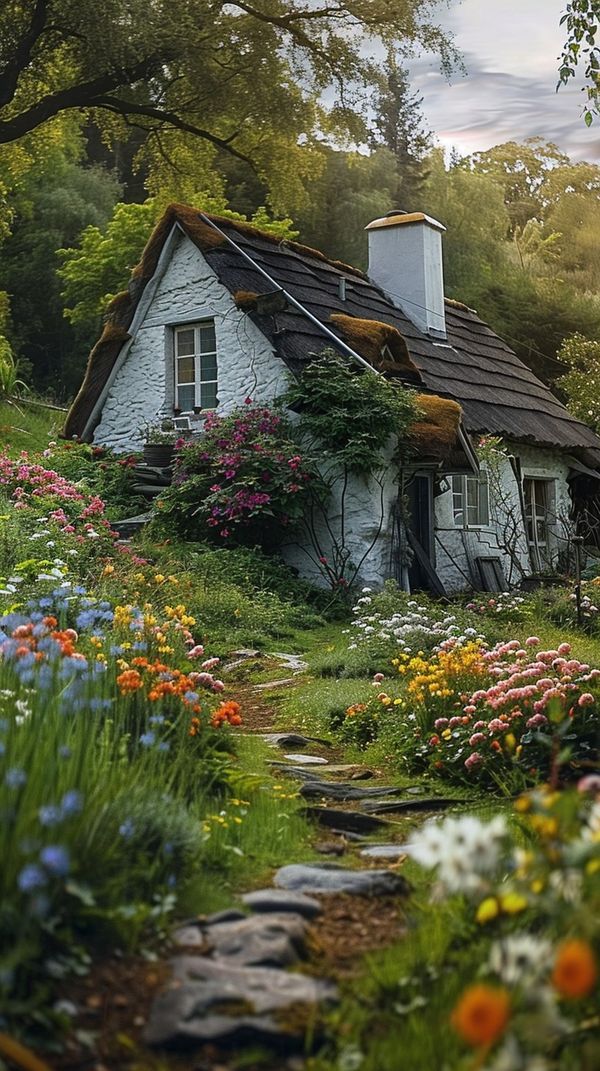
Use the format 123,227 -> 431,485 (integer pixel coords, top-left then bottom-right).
0,417 -> 598,1069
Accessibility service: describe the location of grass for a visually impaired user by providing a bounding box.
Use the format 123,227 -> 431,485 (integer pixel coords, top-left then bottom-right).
0,395 -> 63,453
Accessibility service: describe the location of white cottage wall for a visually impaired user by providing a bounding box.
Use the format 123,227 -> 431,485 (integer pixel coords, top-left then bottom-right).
434,443 -> 573,593
93,232 -> 290,453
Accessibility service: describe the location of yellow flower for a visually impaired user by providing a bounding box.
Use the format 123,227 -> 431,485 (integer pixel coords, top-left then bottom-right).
476,898 -> 499,924
499,892 -> 528,915
154,574 -> 166,584
102,563 -> 115,576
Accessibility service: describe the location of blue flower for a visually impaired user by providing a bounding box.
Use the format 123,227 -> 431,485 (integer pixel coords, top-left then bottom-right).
157,741 -> 170,753
61,790 -> 83,817
58,746 -> 72,760
149,714 -> 165,725
18,864 -> 47,892
119,819 -> 135,839
40,845 -> 70,876
39,805 -> 62,827
5,768 -> 26,789
139,731 -> 155,747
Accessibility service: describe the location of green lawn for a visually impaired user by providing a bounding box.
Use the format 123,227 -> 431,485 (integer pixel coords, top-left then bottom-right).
0,395 -> 64,453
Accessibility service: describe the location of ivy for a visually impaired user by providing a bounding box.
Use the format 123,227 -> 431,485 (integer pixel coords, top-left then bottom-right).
285,350 -> 420,474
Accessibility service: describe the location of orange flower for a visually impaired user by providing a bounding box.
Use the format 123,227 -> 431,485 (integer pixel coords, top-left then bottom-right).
211,700 -> 242,727
451,984 -> 510,1047
116,669 -> 143,694
551,940 -> 597,999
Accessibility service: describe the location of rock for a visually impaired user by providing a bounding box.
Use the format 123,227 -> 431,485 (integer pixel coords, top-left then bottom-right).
359,844 -> 409,860
271,652 -> 308,672
242,889 -> 321,919
253,678 -> 296,691
302,805 -> 389,835
206,908 -> 247,925
299,780 -> 403,802
145,957 -> 338,1047
274,863 -> 411,897
232,649 -> 260,659
359,797 -> 466,815
175,913 -> 308,969
262,733 -> 332,749
111,513 -> 153,538
283,753 -> 328,765
350,769 -> 375,780
314,840 -> 346,856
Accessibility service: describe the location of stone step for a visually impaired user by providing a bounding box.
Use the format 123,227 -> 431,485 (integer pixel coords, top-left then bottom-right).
261,732 -> 332,749
299,780 -> 403,802
273,862 -> 411,897
144,957 -> 337,1048
360,844 -> 409,861
302,805 -> 391,835
111,512 -> 153,538
359,797 -> 471,815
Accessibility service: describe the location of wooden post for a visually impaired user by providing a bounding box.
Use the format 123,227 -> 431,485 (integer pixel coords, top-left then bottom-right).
573,534 -> 584,627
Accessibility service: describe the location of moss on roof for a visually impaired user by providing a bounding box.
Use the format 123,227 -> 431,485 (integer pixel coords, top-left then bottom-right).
233,289 -> 260,310
330,312 -> 419,376
410,393 -> 462,457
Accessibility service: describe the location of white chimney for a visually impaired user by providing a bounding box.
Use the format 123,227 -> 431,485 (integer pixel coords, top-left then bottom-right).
365,211 -> 446,338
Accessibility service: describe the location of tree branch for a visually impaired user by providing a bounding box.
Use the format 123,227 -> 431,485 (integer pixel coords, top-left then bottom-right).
0,0 -> 51,108
0,53 -> 163,143
90,95 -> 256,166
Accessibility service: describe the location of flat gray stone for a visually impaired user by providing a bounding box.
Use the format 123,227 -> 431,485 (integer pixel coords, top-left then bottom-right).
274,863 -> 410,897
145,957 -> 337,1047
175,913 -> 308,968
299,780 -> 403,802
271,652 -> 308,672
359,844 -> 409,860
303,806 -> 389,834
206,908 -> 247,925
283,753 -> 328,765
262,733 -> 332,749
254,678 -> 296,691
242,889 -> 321,919
359,797 -> 467,815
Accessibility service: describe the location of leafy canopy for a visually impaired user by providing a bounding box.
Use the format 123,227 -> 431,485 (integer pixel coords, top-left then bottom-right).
558,0 -> 600,125
0,0 -> 457,213
557,332 -> 600,432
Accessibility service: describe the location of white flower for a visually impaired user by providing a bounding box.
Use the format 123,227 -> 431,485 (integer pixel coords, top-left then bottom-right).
408,814 -> 507,894
489,934 -> 552,986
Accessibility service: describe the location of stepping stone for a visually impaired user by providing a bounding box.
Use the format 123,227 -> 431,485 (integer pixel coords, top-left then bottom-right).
350,769 -> 375,780
359,797 -> 467,815
254,678 -> 296,691
360,844 -> 409,861
206,908 -> 247,925
174,913 -> 308,968
274,863 -> 410,897
283,753 -> 328,765
145,957 -> 338,1047
298,780 -> 403,802
271,652 -> 308,672
303,806 -> 389,835
262,733 -> 332,749
242,889 -> 322,919
270,762 -> 373,779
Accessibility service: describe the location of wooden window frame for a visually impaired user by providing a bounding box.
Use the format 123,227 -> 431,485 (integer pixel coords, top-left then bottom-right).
174,321 -> 218,414
451,473 -> 490,529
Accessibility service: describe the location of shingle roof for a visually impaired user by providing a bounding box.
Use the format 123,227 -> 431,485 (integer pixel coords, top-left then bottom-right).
64,205 -> 600,467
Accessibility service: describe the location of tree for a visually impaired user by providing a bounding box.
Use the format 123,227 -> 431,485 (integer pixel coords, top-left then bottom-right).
557,333 -> 600,431
468,138 -> 569,231
0,1 -> 457,214
558,0 -> 600,125
369,54 -> 433,208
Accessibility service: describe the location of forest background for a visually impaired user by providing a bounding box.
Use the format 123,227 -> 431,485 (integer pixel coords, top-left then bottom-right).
1,0 -> 600,413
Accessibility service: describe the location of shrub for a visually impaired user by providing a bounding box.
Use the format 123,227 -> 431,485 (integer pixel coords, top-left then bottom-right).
156,402 -> 323,547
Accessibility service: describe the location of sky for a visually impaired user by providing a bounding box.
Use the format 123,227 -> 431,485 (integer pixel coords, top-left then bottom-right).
409,0 -> 600,162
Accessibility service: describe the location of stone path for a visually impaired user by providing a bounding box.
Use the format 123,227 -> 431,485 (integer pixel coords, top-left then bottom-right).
143,654 -> 455,1060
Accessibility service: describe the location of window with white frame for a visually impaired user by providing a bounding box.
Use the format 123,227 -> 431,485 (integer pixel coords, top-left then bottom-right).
451,473 -> 489,528
174,321 -> 218,413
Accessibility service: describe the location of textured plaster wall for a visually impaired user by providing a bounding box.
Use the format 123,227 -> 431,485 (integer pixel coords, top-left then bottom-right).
93,232 -> 290,452
434,443 -> 573,593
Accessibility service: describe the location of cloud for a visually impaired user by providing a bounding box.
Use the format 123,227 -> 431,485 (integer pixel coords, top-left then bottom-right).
410,50 -> 600,161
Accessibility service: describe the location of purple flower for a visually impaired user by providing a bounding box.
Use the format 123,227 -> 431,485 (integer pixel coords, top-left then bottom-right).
40,845 -> 70,876
18,864 -> 47,892
119,819 -> 135,839
39,805 -> 62,827
139,731 -> 155,747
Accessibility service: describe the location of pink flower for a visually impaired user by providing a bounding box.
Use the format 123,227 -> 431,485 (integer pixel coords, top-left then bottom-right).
469,732 -> 486,746
464,752 -> 483,771
188,645 -> 205,659
578,692 -> 595,707
448,716 -> 462,729
558,642 -> 572,656
373,672 -> 385,683
434,718 -> 449,730
526,713 -> 548,729
577,774 -> 600,795
201,657 -> 220,670
488,718 -> 506,732
212,680 -> 225,692
525,636 -> 540,646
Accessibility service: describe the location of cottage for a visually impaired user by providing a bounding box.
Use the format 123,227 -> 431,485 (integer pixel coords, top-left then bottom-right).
64,205 -> 600,593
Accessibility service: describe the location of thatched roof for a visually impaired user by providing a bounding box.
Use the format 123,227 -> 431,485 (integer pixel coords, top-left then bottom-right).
64,204 -> 600,468
410,394 -> 463,459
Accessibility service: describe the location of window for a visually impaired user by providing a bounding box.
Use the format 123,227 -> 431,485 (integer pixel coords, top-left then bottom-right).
451,474 -> 489,528
174,321 -> 218,413
523,477 -> 554,570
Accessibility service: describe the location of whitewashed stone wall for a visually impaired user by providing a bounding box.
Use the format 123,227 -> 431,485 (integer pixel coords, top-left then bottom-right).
434,442 -> 573,593
93,232 -> 290,452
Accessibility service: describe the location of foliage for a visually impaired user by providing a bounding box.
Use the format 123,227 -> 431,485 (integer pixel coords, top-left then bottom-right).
557,333 -> 600,432
558,0 -> 600,125
156,401 -> 323,548
286,352 -> 419,475
0,0 -> 456,215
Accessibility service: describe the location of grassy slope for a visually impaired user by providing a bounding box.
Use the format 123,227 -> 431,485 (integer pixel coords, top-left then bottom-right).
0,396 -> 63,453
